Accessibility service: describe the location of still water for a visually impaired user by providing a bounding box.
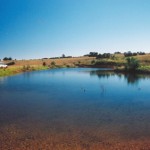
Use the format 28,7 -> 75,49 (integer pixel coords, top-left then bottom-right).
0,68 -> 150,150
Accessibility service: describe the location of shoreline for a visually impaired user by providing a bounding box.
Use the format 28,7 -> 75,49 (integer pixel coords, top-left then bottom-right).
0,64 -> 150,78
77,64 -> 150,75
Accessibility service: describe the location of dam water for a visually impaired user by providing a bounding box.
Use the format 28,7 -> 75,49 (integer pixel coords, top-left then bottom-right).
0,68 -> 150,150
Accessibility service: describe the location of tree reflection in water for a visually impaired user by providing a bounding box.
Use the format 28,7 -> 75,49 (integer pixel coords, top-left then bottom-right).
89,70 -> 150,85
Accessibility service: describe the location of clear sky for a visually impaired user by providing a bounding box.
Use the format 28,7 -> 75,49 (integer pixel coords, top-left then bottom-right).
0,0 -> 150,59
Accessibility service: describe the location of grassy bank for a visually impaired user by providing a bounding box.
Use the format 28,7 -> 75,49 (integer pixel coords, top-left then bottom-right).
89,54 -> 150,74
0,67 -> 18,77
0,57 -> 94,77
0,66 -> 49,77
0,54 -> 150,77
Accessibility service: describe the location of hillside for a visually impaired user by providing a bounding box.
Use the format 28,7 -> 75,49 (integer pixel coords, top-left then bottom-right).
0,54 -> 150,77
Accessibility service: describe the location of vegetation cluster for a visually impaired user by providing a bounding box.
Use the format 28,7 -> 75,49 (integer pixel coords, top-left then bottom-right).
3,57 -> 12,61
86,51 -> 149,73
124,51 -> 145,57
0,52 -> 150,77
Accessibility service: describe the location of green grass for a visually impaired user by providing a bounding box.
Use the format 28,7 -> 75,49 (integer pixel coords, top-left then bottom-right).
91,58 -> 125,67
0,68 -> 19,77
137,65 -> 150,73
0,66 -> 49,77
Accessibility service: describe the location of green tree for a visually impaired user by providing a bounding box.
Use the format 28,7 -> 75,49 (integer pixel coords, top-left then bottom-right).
3,57 -> 12,61
125,57 -> 140,71
62,54 -> 65,58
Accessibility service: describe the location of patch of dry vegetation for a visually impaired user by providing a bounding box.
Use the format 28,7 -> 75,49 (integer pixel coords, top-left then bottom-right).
14,57 -> 94,67
0,54 -> 150,77
134,54 -> 150,65
0,57 -> 94,77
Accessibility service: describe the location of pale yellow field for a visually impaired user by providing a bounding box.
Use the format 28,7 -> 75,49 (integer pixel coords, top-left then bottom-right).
134,54 -> 150,65
12,57 -> 94,67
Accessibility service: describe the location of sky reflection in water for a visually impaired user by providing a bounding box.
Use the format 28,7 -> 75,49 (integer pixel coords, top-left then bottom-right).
0,68 -> 150,149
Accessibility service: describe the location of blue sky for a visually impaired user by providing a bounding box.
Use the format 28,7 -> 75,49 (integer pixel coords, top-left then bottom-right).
0,0 -> 150,59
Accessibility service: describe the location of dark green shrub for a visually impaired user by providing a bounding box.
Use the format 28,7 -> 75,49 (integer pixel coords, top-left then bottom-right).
6,61 -> 15,66
91,60 -> 96,64
22,65 -> 31,72
3,57 -> 12,61
125,57 -> 140,71
51,61 -> 56,66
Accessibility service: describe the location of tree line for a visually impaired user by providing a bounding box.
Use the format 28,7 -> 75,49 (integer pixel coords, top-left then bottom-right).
84,52 -> 111,59
124,51 -> 145,57
84,51 -> 146,58
2,57 -> 13,61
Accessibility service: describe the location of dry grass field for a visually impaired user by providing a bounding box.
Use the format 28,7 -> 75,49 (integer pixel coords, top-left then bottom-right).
13,57 -> 94,67
0,54 -> 150,77
134,54 -> 150,65
0,57 -> 94,76
3,54 -> 150,68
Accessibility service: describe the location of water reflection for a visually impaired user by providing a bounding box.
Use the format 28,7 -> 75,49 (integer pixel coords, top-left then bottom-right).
89,70 -> 150,85
0,77 -> 7,84
0,68 -> 150,150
